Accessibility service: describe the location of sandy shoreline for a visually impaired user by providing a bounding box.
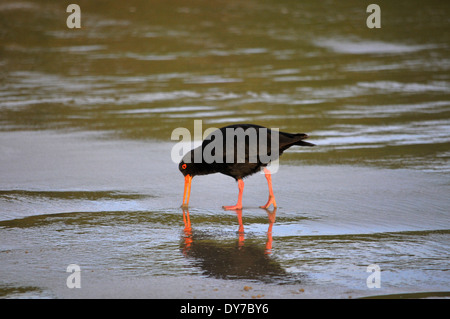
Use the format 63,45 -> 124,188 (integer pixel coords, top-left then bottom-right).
1,132 -> 449,299
4,273 -> 449,299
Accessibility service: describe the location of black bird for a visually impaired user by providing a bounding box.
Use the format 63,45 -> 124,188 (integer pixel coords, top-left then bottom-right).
179,124 -> 314,209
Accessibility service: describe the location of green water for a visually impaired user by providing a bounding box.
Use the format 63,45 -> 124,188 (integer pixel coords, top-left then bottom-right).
0,0 -> 449,298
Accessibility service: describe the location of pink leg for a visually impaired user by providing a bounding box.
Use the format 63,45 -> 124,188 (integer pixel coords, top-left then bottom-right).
260,168 -> 277,209
223,179 -> 244,210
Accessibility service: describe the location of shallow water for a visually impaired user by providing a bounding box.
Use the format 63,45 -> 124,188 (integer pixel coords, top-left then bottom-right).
0,0 -> 449,298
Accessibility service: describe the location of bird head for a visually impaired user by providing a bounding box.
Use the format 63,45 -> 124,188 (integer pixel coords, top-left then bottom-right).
178,150 -> 197,177
179,160 -> 195,177
179,150 -> 196,208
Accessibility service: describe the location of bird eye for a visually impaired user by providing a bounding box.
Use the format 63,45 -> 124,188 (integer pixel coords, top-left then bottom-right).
182,164 -> 187,169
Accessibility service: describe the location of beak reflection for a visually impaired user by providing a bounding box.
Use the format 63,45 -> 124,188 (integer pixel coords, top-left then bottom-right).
181,174 -> 192,208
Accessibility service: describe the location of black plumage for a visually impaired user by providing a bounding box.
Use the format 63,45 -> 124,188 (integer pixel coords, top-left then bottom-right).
180,124 -> 314,209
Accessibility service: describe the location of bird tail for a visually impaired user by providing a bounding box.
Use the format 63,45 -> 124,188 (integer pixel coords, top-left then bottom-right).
292,133 -> 315,147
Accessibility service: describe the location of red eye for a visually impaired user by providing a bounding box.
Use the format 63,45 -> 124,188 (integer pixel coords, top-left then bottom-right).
182,164 -> 187,169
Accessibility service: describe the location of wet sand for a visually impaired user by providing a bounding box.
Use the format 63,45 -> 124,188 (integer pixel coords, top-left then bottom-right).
1,131 -> 448,299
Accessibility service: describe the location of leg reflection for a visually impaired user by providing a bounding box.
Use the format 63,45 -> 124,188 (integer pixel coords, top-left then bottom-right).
180,207 -> 286,282
233,208 -> 277,253
181,207 -> 277,255
235,210 -> 245,248
265,207 -> 277,254
182,208 -> 193,254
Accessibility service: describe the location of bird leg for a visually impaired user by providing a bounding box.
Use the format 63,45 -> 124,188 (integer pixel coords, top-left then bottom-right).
223,178 -> 244,210
260,168 -> 277,209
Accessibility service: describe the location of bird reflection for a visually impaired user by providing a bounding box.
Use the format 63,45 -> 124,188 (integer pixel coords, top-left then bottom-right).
181,208 -> 292,283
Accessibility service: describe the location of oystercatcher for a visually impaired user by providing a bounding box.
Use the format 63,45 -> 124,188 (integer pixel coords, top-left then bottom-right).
179,124 -> 314,209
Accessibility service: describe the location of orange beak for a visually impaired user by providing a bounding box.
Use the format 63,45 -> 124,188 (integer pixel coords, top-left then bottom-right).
182,174 -> 192,208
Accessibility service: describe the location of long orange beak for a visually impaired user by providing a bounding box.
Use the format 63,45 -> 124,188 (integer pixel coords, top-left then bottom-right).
182,174 -> 192,208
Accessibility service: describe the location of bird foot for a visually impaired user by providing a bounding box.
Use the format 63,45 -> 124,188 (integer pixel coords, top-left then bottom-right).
223,205 -> 242,210
260,196 -> 277,209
